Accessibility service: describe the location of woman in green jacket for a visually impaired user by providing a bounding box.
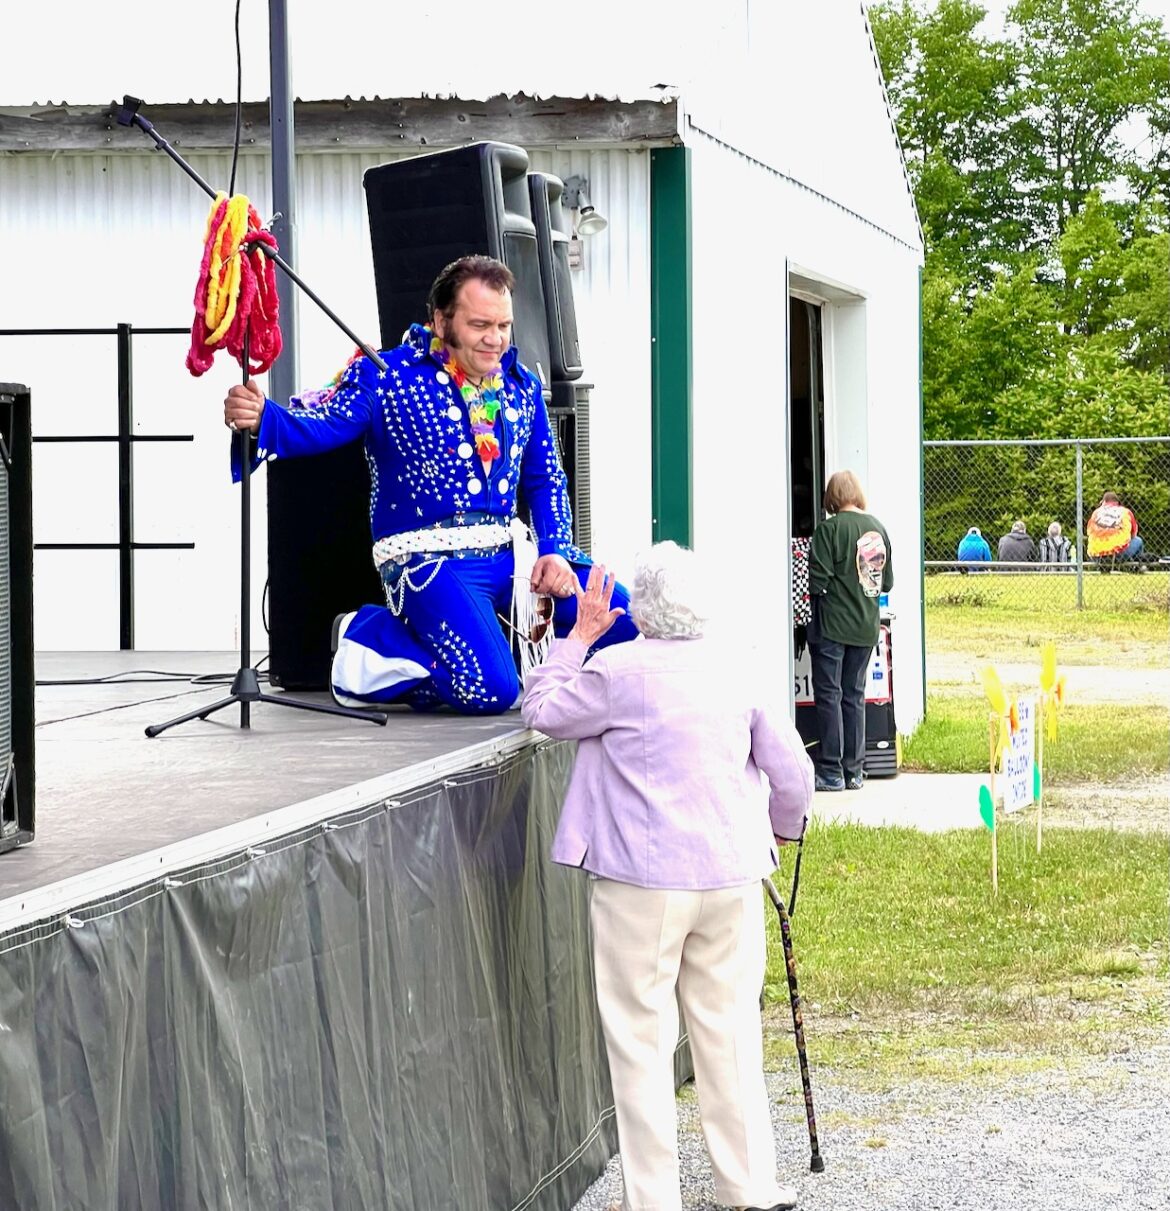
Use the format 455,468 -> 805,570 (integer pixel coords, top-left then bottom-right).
808,471 -> 894,792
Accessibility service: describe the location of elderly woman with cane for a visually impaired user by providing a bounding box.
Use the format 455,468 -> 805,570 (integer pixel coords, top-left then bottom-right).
522,542 -> 814,1211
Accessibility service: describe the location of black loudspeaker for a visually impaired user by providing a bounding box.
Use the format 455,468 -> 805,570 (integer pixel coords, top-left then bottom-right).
528,173 -> 584,381
267,448 -> 381,690
1,383 -> 35,851
549,381 -> 592,555
364,142 -> 552,391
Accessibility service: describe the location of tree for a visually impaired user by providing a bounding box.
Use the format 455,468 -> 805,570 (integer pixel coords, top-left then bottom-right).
871,0 -> 1170,276
995,336 -> 1169,439
1007,0 -> 1170,247
871,0 -> 1170,445
1111,214 -> 1170,378
888,2 -> 1170,555
870,0 -> 1030,282
1058,193 -> 1170,377
921,255 -> 1064,439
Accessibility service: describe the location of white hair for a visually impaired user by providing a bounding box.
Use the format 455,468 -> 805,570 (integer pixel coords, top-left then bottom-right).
630,541 -> 709,639
1048,521 -> 1062,538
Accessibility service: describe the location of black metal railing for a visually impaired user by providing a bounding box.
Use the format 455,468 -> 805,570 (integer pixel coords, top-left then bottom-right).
0,324 -> 194,648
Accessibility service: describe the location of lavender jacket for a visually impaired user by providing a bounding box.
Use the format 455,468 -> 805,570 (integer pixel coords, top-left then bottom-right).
520,636 -> 814,890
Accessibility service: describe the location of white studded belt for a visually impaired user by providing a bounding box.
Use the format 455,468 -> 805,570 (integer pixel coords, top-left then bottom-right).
372,522 -> 511,570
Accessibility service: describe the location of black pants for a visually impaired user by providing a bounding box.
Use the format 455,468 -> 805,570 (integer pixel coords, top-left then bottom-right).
809,638 -> 871,781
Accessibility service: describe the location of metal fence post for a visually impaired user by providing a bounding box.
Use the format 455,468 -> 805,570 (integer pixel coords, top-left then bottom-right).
117,322 -> 135,648
1075,441 -> 1084,610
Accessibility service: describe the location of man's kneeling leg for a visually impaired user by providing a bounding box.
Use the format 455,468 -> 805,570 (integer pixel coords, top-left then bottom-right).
331,605 -> 435,708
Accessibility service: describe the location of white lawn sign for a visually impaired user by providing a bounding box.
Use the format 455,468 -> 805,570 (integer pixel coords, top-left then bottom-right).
1001,695 -> 1036,814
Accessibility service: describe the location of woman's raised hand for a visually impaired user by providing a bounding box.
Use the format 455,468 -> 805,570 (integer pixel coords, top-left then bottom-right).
568,564 -> 625,648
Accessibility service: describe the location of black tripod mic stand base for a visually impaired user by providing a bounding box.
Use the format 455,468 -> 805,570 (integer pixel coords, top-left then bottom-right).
144,667 -> 388,738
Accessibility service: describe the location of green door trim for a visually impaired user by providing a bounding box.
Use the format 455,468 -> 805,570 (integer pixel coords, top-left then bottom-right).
650,147 -> 693,546
918,264 -> 927,716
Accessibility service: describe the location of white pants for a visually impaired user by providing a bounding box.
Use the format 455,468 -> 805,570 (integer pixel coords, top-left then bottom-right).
590,879 -> 787,1211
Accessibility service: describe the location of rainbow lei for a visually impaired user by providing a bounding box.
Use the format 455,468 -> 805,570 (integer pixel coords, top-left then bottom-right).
430,334 -> 502,461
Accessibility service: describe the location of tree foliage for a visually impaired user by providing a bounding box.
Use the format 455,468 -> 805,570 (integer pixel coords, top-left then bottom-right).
870,0 -> 1170,451
1008,0 -> 1170,245
873,0 -> 1030,281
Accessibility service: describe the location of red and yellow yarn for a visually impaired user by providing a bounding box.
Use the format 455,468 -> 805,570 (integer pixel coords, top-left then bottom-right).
186,192 -> 283,377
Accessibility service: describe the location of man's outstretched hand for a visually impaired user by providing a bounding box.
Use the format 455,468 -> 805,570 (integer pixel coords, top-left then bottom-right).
567,564 -> 625,648
531,553 -> 577,598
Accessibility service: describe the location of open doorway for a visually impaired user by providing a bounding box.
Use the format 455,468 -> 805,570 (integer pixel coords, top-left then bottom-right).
789,295 -> 825,724
789,297 -> 825,539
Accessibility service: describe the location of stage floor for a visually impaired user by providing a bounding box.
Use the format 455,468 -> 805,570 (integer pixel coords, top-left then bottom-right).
1,651 -> 525,911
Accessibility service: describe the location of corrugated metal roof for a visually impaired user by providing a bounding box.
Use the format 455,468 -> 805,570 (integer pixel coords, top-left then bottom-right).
1,0 -> 681,107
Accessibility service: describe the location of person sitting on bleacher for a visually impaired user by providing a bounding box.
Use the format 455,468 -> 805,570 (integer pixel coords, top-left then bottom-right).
1086,492 -> 1145,571
956,526 -> 992,572
1038,521 -> 1073,569
997,520 -> 1036,567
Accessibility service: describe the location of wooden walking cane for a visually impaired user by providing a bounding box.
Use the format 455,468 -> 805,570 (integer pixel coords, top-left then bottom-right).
763,876 -> 824,1172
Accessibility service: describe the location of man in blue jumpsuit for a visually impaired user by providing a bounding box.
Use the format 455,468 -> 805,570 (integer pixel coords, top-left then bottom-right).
224,255 -> 637,714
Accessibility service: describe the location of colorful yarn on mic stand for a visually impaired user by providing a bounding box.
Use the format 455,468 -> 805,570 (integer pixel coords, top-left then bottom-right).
186,191 -> 283,377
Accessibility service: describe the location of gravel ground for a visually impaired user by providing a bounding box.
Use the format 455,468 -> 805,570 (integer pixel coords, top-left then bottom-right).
1044,778 -> 1170,832
925,658 -> 1169,706
569,1043 -> 1170,1211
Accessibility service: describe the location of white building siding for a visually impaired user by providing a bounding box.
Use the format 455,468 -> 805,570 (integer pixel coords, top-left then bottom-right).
684,0 -> 920,252
0,151 -> 275,651
0,145 -> 652,649
687,125 -> 925,727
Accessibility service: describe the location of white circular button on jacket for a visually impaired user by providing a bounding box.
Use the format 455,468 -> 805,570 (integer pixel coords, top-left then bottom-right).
468,478 -> 483,495
458,442 -> 473,459
436,371 -> 450,385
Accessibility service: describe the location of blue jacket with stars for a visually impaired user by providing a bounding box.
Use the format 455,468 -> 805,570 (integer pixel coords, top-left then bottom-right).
238,324 -> 583,561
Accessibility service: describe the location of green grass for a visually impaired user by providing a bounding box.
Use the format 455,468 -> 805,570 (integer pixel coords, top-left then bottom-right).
760,591 -> 1168,1086
761,820 -> 1168,1083
902,693 -> 1170,780
765,820 -> 1168,1011
925,572 -> 1168,666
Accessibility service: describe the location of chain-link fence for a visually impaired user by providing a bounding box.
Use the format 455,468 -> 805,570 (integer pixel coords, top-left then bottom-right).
923,436 -> 1170,611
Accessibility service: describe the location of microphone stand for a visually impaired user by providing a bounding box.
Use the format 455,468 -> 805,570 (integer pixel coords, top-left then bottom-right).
113,98 -> 388,737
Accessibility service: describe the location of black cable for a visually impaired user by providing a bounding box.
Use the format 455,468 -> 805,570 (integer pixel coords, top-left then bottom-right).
37,669 -> 207,686
228,0 -> 244,196
35,687 -> 214,728
37,668 -> 269,688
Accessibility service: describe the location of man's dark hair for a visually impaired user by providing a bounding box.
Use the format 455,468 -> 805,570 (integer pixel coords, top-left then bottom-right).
1100,491 -> 1120,504
428,255 -> 515,321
